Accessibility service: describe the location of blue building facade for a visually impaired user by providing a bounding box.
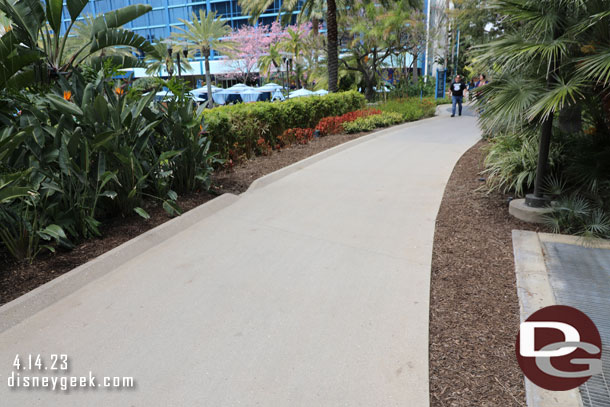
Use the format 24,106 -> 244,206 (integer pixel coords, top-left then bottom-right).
60,0 -> 436,76
61,0 -> 298,60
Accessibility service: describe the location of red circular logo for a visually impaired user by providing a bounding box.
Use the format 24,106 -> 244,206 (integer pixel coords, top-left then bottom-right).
516,305 -> 602,391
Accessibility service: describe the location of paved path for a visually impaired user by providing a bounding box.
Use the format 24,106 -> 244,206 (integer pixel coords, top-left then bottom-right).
0,106 -> 480,406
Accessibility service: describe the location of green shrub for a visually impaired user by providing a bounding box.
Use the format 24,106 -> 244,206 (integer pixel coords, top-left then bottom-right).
378,98 -> 436,121
434,96 -> 452,105
203,91 -> 365,160
342,112 -> 404,133
544,195 -> 610,240
0,74 -> 215,262
482,129 -> 565,197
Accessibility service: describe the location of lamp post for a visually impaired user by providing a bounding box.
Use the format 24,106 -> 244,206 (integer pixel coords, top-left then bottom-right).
177,48 -> 188,78
167,45 -> 189,78
280,52 -> 292,99
166,46 -> 174,77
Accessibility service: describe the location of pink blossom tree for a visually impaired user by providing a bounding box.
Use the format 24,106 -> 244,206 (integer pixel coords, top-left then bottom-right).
224,21 -> 286,84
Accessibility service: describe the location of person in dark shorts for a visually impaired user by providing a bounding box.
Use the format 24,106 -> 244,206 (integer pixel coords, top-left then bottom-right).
449,75 -> 468,117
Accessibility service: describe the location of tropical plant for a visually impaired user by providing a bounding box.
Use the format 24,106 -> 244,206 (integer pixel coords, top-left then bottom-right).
171,10 -> 234,108
145,41 -> 192,77
0,67 -> 218,262
279,24 -> 311,88
474,0 -> 610,237
0,0 -> 155,88
475,0 -> 610,178
339,0 -> 421,100
153,78 -> 220,193
258,42 -> 283,79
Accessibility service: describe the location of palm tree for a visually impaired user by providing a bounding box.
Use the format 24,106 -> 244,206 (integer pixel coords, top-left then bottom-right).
171,10 -> 234,108
258,42 -> 283,79
475,0 -> 610,204
281,26 -> 306,88
238,0 -> 342,92
145,41 -> 192,77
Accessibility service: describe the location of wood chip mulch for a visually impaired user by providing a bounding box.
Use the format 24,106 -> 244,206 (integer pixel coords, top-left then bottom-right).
0,131 -> 369,306
429,140 -> 543,406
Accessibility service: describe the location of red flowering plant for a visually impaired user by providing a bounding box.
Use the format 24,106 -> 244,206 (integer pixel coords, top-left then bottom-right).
314,108 -> 382,136
281,128 -> 315,145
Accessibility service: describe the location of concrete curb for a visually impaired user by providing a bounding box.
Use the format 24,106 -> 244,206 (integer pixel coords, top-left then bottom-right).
0,193 -> 240,334
0,113 -> 445,332
512,230 -> 583,407
247,115 -> 442,192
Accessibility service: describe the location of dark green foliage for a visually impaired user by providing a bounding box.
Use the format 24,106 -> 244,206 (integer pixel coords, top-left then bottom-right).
378,97 -> 437,121
203,91 -> 365,160
0,72 -> 215,262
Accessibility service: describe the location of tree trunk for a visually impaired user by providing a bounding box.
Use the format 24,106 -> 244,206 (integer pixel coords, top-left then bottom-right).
326,0 -> 338,92
204,50 -> 214,109
411,53 -> 419,85
312,18 -> 319,37
364,74 -> 376,101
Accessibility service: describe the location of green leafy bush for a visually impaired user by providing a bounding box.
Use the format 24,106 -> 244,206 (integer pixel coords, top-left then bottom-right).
0,73 -> 215,262
544,195 -> 610,240
434,96 -> 452,105
378,98 -> 436,121
342,112 -> 404,133
203,91 -> 365,160
482,129 -> 563,196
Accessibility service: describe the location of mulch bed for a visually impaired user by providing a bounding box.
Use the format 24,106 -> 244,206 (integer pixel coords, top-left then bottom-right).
429,140 -> 543,406
1,130 -> 545,407
0,131 -> 369,306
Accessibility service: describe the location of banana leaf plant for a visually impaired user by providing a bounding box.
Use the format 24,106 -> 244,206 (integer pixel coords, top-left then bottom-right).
0,0 -> 158,89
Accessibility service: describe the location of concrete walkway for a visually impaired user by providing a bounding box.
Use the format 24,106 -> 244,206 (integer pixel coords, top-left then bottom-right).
0,106 -> 480,406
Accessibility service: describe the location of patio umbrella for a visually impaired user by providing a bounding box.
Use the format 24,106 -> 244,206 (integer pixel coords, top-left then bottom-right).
288,88 -> 314,98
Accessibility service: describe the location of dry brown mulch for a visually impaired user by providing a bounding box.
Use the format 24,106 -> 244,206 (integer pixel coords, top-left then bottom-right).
429,140 -> 542,407
0,131 -> 369,306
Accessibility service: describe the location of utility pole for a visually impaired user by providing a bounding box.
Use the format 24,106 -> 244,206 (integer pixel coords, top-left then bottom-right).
423,0 -> 432,82
454,28 -> 460,76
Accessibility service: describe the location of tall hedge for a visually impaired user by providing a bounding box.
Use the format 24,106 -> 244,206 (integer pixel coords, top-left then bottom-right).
203,91 -> 366,159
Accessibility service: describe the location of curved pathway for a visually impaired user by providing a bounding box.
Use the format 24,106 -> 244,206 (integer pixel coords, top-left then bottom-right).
0,105 -> 480,406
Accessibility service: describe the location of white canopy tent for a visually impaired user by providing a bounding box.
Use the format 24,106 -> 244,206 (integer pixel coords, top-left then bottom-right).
228,84 -> 252,91
288,88 -> 314,98
191,85 -> 222,94
240,89 -> 263,103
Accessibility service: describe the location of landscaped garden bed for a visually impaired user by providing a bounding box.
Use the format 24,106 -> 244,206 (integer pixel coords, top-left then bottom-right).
0,96 -> 440,306
429,140 -> 542,407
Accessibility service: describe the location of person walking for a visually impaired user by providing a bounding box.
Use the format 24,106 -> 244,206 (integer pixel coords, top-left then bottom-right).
449,75 -> 467,117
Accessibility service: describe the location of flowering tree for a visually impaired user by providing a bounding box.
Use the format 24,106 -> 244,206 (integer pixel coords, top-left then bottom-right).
224,21 -> 285,84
